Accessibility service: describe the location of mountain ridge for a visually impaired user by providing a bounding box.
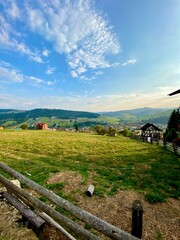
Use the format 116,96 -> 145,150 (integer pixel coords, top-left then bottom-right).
0,107 -> 175,128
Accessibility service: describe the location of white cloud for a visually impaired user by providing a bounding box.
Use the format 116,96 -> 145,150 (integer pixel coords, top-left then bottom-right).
28,76 -> 44,84
122,59 -> 137,66
0,14 -> 43,63
29,55 -> 43,63
0,86 -> 179,111
45,66 -> 55,75
47,81 -> 54,86
24,0 -> 120,78
0,61 -> 45,87
0,62 -> 23,83
0,0 -> 120,77
42,49 -> 50,57
6,1 -> 20,19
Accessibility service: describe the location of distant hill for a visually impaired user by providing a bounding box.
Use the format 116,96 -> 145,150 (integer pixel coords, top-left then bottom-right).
0,109 -> 20,114
100,107 -> 173,125
0,107 -> 174,128
0,108 -> 99,125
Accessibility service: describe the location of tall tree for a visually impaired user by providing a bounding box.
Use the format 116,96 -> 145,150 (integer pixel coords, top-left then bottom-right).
165,109 -> 180,141
167,109 -> 180,131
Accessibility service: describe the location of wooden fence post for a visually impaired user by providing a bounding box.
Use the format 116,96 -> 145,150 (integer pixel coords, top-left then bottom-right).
0,162 -> 140,240
173,141 -> 177,154
131,200 -> 143,239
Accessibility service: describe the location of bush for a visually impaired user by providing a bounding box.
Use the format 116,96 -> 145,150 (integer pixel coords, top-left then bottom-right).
94,125 -> 107,135
108,127 -> 116,136
20,123 -> 29,130
119,128 -> 133,137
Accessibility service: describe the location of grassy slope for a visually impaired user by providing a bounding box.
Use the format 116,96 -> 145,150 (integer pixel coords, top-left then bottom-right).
0,130 -> 179,203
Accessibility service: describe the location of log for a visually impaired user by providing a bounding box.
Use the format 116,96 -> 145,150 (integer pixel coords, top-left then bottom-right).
3,191 -> 45,229
86,185 -> 95,197
38,211 -> 76,240
0,174 -> 100,240
0,162 -> 140,240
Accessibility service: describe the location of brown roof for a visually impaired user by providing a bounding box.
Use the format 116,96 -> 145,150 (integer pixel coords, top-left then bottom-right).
141,123 -> 162,132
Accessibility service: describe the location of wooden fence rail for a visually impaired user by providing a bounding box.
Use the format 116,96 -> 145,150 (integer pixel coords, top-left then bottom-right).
133,136 -> 180,155
0,162 -> 140,240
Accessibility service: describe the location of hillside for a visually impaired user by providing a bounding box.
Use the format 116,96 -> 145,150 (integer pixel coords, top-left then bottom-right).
0,108 -> 99,122
100,107 -> 173,125
0,107 -> 174,128
0,131 -> 179,240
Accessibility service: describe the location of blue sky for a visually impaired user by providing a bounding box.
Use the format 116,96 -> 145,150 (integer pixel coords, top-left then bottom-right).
0,0 -> 179,112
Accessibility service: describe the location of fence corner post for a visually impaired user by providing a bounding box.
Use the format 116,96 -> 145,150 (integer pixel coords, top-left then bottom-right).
131,200 -> 143,239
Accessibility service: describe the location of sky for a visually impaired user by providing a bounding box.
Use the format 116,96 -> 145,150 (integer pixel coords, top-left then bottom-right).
0,0 -> 180,112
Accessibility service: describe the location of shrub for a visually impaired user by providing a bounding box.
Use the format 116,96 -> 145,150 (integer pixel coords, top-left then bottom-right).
119,128 -> 133,137
108,127 -> 116,136
94,125 -> 107,135
20,123 -> 29,130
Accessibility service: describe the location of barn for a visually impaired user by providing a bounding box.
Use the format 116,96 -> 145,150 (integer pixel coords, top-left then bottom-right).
36,123 -> 48,130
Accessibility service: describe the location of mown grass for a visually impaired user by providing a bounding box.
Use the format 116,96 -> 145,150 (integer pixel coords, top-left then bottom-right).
0,130 -> 179,203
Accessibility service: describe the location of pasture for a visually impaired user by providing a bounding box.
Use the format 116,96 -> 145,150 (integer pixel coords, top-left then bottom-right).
0,130 -> 179,202
0,130 -> 180,240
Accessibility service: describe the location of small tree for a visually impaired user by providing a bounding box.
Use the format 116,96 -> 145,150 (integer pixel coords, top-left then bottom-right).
94,125 -> 107,135
74,122 -> 79,132
119,128 -> 132,137
108,127 -> 116,136
20,123 -> 29,130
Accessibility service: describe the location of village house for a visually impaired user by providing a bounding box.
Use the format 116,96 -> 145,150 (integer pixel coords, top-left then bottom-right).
36,123 -> 48,130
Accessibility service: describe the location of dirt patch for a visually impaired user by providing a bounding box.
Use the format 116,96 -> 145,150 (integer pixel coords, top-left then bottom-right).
0,172 -> 179,240
47,171 -> 180,240
77,191 -> 180,240
47,171 -> 83,194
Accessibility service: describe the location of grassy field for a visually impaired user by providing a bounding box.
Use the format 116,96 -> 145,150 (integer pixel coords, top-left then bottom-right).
0,130 -> 179,203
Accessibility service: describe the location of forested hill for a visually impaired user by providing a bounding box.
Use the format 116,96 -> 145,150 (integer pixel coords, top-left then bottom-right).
100,107 -> 173,124
0,108 -> 100,121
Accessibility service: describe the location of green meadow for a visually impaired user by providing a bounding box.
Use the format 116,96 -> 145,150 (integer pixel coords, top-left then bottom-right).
0,130 -> 179,203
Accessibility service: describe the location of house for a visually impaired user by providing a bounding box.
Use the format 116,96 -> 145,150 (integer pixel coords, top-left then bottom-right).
36,123 -> 48,130
0,126 -> 4,130
141,123 -> 162,141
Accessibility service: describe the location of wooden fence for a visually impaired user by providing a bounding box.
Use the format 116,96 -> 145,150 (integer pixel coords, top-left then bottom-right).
133,136 -> 180,155
0,162 -> 141,240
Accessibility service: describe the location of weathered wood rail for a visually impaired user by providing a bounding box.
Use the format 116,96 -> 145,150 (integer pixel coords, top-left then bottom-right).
0,162 -> 141,240
133,135 -> 180,155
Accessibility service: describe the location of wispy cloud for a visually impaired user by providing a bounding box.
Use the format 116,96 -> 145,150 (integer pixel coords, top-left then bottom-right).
0,11 -> 43,63
24,0 -> 120,79
122,59 -> 137,66
27,76 -> 44,85
0,61 -> 46,87
0,61 -> 23,83
0,0 -> 120,78
45,66 -> 55,75
42,49 -> 50,57
1,86 -> 178,111
5,1 -> 20,19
